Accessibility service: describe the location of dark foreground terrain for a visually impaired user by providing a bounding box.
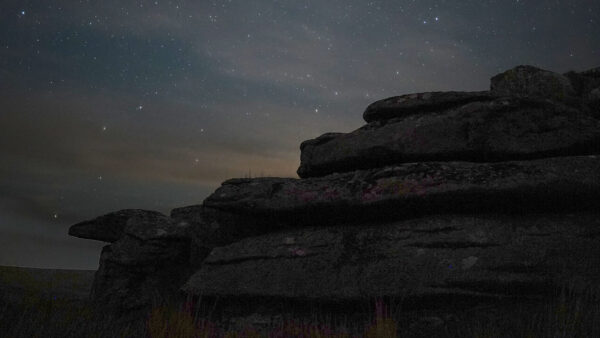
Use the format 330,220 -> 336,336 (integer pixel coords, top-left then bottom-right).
2,265 -> 600,338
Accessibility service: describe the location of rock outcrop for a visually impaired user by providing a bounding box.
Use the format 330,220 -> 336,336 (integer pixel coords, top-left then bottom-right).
69,64 -> 600,331
184,212 -> 600,304
204,156 -> 600,217
70,210 -> 193,316
298,96 -> 600,178
298,65 -> 600,179
490,65 -> 576,101
69,209 -> 164,243
362,91 -> 496,123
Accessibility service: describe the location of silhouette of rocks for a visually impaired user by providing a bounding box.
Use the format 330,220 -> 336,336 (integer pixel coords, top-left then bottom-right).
207,156 -> 600,217
362,91 -> 496,123
298,96 -> 600,178
183,212 -> 600,305
86,211 -> 193,315
170,205 -> 292,270
69,209 -> 164,243
490,65 -> 576,101
69,65 -> 600,329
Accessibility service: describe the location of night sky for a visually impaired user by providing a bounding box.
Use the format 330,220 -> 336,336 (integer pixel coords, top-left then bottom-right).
1,1 -> 599,270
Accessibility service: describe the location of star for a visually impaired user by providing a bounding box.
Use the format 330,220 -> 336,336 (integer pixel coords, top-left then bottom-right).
102,126 -> 107,131
137,105 -> 143,110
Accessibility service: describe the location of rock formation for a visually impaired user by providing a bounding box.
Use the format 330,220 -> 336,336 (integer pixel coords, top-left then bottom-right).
70,65 -> 600,331
69,210 -> 193,317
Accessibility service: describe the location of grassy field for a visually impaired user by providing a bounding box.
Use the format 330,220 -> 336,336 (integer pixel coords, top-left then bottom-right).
1,264 -> 600,337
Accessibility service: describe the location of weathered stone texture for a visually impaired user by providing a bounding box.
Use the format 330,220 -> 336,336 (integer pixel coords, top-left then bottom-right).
298,97 -> 600,178
68,64 -> 600,327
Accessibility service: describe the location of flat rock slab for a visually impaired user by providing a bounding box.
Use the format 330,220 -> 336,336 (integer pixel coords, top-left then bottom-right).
182,212 -> 600,312
362,91 -> 496,123
298,96 -> 600,178
204,155 -> 600,222
87,212 -> 193,314
68,209 -> 166,243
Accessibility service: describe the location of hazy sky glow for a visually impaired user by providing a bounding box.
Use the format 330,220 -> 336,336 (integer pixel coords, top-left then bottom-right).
1,0 -> 599,269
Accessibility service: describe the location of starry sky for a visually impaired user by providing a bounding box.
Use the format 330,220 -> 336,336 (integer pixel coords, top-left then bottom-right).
1,0 -> 599,270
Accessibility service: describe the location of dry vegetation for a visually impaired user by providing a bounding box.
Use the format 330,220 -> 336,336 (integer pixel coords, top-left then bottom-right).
2,265 -> 600,337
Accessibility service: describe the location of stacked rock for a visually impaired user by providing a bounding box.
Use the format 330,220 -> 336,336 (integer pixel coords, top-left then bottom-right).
69,65 -> 600,329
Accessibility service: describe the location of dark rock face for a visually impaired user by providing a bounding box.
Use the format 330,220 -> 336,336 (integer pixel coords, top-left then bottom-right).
183,212 -> 600,306
491,65 -> 575,101
362,91 -> 496,123
89,212 -> 193,315
298,96 -> 600,178
170,205 -> 293,270
68,209 -> 164,243
76,205 -> 297,317
209,156 -> 600,217
69,64 -> 600,329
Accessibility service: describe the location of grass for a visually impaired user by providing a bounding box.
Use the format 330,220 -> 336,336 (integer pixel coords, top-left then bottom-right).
242,169 -> 266,179
1,275 -> 600,338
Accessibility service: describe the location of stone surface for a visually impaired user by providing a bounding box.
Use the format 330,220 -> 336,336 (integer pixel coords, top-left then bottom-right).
491,65 -> 575,101
297,96 -> 600,178
170,205 -> 293,270
68,209 -> 165,243
362,91 -> 496,123
208,156 -> 600,221
183,212 -> 600,315
68,64 -> 600,330
89,212 -> 193,315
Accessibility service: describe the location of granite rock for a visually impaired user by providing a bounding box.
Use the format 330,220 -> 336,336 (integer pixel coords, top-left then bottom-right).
491,65 -> 575,101
298,96 -> 600,178
183,212 -> 600,320
362,91 -> 496,123
88,212 -> 193,315
68,209 -> 164,243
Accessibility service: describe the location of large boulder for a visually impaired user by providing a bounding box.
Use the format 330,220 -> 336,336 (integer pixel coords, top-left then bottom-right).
182,212 -> 600,321
490,65 -> 575,102
69,205 -> 295,319
362,91 -> 496,123
68,209 -> 164,243
207,155 -> 600,225
87,212 -> 193,317
297,96 -> 600,178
